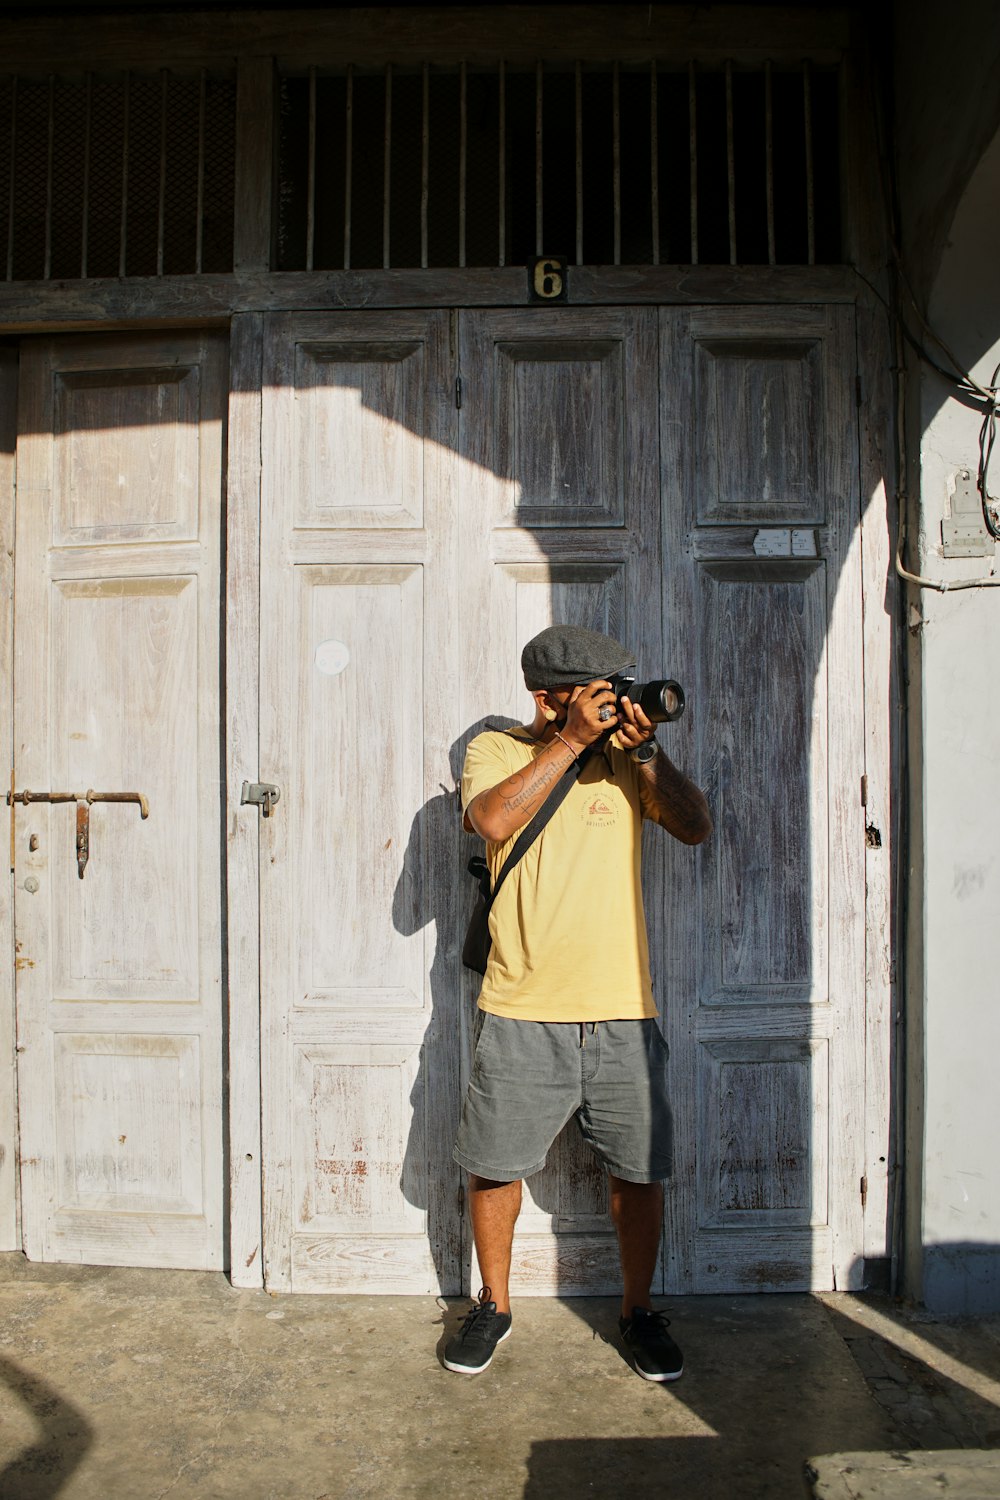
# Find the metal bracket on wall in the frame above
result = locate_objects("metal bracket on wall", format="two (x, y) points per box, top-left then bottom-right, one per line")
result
(942, 470), (995, 558)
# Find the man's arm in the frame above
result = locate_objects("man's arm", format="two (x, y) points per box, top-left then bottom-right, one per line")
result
(635, 750), (713, 845)
(465, 680), (618, 844)
(617, 696), (713, 845)
(466, 736), (578, 843)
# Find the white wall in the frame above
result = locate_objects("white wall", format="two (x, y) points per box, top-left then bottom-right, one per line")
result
(905, 127), (1000, 1313)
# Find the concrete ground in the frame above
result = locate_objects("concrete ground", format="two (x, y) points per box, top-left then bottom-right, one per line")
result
(0, 1256), (998, 1500)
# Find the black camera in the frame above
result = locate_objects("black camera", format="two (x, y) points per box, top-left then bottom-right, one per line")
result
(607, 673), (685, 724)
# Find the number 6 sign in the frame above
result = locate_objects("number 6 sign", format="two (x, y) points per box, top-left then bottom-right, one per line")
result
(529, 256), (568, 302)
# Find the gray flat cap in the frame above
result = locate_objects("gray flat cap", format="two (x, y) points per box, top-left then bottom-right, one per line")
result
(521, 625), (634, 689)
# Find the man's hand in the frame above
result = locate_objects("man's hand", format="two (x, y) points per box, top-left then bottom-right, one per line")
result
(612, 690), (712, 846)
(616, 694), (656, 752)
(562, 679), (621, 752)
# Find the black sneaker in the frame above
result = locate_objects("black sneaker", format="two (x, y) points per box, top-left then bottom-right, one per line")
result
(443, 1287), (512, 1375)
(618, 1306), (684, 1382)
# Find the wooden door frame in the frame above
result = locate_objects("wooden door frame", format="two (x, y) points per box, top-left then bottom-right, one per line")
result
(855, 296), (898, 1281)
(228, 286), (895, 1294)
(0, 349), (17, 1254)
(226, 313), (266, 1285)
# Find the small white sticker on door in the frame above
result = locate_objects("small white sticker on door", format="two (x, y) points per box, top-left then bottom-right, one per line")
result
(753, 528), (792, 557)
(314, 639), (350, 676)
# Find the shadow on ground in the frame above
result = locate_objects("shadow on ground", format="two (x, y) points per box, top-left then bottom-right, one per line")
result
(0, 1353), (92, 1499)
(819, 1295), (1000, 1451)
(436, 1292), (902, 1500)
(4, 1257), (1000, 1500)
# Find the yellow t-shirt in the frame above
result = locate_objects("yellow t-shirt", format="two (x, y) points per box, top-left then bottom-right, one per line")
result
(461, 728), (656, 1021)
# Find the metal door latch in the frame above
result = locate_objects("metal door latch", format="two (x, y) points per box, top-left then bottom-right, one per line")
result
(240, 781), (281, 817)
(7, 788), (149, 879)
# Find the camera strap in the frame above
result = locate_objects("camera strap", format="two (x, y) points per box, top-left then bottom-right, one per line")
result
(467, 734), (601, 915)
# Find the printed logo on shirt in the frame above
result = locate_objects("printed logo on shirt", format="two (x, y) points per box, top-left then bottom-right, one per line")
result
(583, 791), (619, 829)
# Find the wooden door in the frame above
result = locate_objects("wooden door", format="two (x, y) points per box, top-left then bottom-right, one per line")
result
(258, 311), (461, 1292)
(12, 333), (225, 1269)
(256, 302), (868, 1298)
(660, 305), (865, 1292)
(457, 307), (665, 1294)
(257, 307), (662, 1295)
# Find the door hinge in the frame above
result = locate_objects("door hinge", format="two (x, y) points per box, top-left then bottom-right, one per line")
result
(455, 375), (463, 410)
(861, 774), (868, 807)
(860, 1174), (868, 1210)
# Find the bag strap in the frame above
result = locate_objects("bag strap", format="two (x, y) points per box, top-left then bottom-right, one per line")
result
(469, 738), (598, 915)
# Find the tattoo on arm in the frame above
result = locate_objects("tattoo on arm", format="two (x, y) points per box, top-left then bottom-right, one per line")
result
(471, 740), (577, 839)
(640, 752), (713, 844)
(499, 757), (562, 816)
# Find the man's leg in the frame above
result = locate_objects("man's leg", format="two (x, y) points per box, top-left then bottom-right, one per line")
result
(442, 1174), (520, 1374)
(609, 1174), (663, 1316)
(468, 1174), (522, 1314)
(610, 1173), (682, 1381)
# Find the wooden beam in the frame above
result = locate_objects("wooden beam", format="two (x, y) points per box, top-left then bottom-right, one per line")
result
(840, 25), (887, 281)
(0, 265), (861, 333)
(0, 348), (17, 1253)
(0, 7), (851, 71)
(856, 286), (899, 1272)
(233, 57), (276, 274)
(225, 313), (264, 1288)
(826, 302), (869, 1293)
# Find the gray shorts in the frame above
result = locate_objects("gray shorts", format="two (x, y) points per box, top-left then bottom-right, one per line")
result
(453, 1012), (673, 1184)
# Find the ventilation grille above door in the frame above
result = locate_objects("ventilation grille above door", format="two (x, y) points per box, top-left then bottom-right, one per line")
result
(0, 69), (236, 281)
(277, 59), (842, 272)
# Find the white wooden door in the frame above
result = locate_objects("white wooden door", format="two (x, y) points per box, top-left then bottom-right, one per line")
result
(660, 306), (865, 1292)
(12, 333), (225, 1269)
(258, 312), (461, 1292)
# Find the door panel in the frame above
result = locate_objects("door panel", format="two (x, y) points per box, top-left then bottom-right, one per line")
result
(291, 337), (429, 528)
(492, 336), (626, 526)
(50, 577), (201, 1001)
(296, 564), (425, 1008)
(13, 333), (225, 1269)
(661, 305), (865, 1292)
(701, 565), (828, 1000)
(259, 311), (460, 1293)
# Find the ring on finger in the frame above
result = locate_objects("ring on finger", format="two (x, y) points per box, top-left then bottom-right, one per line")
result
(598, 704), (614, 723)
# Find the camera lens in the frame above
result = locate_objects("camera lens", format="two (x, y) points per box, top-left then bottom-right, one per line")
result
(607, 672), (685, 725)
(634, 679), (685, 723)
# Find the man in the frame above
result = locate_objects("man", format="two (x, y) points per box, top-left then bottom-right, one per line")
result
(444, 625), (712, 1381)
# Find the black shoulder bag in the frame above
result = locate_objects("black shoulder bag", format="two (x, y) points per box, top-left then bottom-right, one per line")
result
(462, 741), (596, 975)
